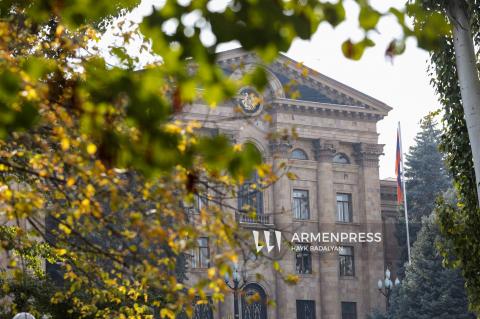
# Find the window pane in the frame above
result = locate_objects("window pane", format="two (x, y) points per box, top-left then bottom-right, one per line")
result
(191, 238), (209, 269)
(200, 247), (209, 268)
(341, 302), (357, 319)
(296, 300), (316, 319)
(238, 174), (264, 216)
(336, 193), (352, 222)
(193, 297), (214, 319)
(198, 237), (208, 247)
(292, 149), (308, 160)
(333, 153), (350, 164)
(293, 189), (309, 220)
(194, 194), (208, 213)
(295, 244), (312, 274)
(339, 246), (354, 276)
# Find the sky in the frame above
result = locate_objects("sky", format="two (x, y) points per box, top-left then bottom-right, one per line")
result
(283, 1), (441, 179)
(101, 0), (440, 179)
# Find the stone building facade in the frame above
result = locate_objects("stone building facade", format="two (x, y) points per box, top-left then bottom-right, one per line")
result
(181, 48), (400, 319)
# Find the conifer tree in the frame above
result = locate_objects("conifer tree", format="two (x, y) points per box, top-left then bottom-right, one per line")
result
(396, 117), (451, 270)
(404, 117), (451, 222)
(389, 215), (475, 319)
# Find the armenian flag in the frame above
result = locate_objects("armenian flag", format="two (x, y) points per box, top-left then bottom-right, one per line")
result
(396, 122), (411, 263)
(395, 127), (404, 204)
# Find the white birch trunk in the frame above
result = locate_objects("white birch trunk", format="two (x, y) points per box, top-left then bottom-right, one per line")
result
(449, 0), (480, 205)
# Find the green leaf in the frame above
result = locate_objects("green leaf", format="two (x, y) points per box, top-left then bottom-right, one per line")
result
(246, 67), (269, 91)
(341, 38), (374, 60)
(322, 2), (346, 27)
(359, 6), (381, 31)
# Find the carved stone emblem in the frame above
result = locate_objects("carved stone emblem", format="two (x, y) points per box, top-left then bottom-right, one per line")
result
(238, 87), (263, 115)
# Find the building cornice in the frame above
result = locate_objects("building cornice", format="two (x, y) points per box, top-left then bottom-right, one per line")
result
(270, 98), (385, 122)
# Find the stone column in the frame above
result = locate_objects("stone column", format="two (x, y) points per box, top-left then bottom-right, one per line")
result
(268, 138), (292, 319)
(313, 139), (339, 319)
(269, 139), (292, 225)
(353, 142), (385, 315)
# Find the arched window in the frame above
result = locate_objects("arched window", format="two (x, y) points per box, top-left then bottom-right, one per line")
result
(242, 283), (267, 319)
(333, 153), (350, 164)
(291, 148), (308, 160)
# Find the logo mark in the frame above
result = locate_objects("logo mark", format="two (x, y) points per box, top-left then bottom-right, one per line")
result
(253, 230), (282, 253)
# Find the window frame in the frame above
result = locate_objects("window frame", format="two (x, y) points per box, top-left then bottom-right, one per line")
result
(193, 296), (214, 319)
(238, 173), (264, 215)
(333, 153), (350, 164)
(193, 193), (208, 214)
(292, 189), (310, 220)
(336, 193), (352, 223)
(296, 299), (316, 319)
(295, 243), (312, 274)
(339, 246), (355, 277)
(291, 148), (309, 160)
(341, 302), (357, 319)
(191, 237), (210, 269)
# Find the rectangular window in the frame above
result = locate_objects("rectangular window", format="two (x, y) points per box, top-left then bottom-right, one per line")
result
(293, 189), (310, 220)
(296, 300), (316, 319)
(295, 243), (312, 274)
(339, 246), (354, 277)
(191, 237), (210, 269)
(341, 302), (357, 319)
(193, 193), (208, 214)
(336, 193), (352, 223)
(193, 297), (213, 319)
(238, 180), (263, 215)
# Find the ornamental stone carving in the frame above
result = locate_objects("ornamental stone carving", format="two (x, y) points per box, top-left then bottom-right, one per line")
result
(312, 139), (337, 162)
(268, 138), (292, 156)
(353, 142), (384, 167)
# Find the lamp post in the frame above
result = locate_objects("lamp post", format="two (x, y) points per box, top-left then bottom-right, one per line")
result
(224, 264), (247, 319)
(377, 268), (400, 310)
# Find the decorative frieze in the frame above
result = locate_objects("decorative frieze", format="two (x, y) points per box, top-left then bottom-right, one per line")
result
(353, 143), (384, 167)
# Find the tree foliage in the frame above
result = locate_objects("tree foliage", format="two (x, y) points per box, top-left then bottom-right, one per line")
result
(0, 0), (455, 318)
(410, 0), (480, 313)
(388, 215), (474, 319)
(404, 117), (451, 222)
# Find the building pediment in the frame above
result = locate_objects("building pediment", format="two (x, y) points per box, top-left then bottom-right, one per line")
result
(216, 48), (392, 121)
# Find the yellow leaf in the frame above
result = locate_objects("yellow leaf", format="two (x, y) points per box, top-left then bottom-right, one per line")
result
(273, 261), (280, 271)
(85, 184), (95, 197)
(160, 308), (175, 319)
(59, 223), (71, 235)
(81, 198), (90, 208)
(55, 25), (65, 37)
(164, 123), (182, 134)
(66, 177), (75, 187)
(86, 143), (97, 155)
(61, 138), (70, 150)
(207, 267), (216, 279)
(56, 248), (68, 256)
(285, 274), (300, 285)
(286, 172), (298, 180)
(233, 144), (243, 152)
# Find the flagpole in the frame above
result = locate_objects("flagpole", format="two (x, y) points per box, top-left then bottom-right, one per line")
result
(398, 121), (411, 264)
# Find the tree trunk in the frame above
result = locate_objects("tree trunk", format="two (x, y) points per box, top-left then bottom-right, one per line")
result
(449, 0), (480, 205)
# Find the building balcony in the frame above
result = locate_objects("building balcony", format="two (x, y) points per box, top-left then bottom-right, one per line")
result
(236, 212), (273, 226)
